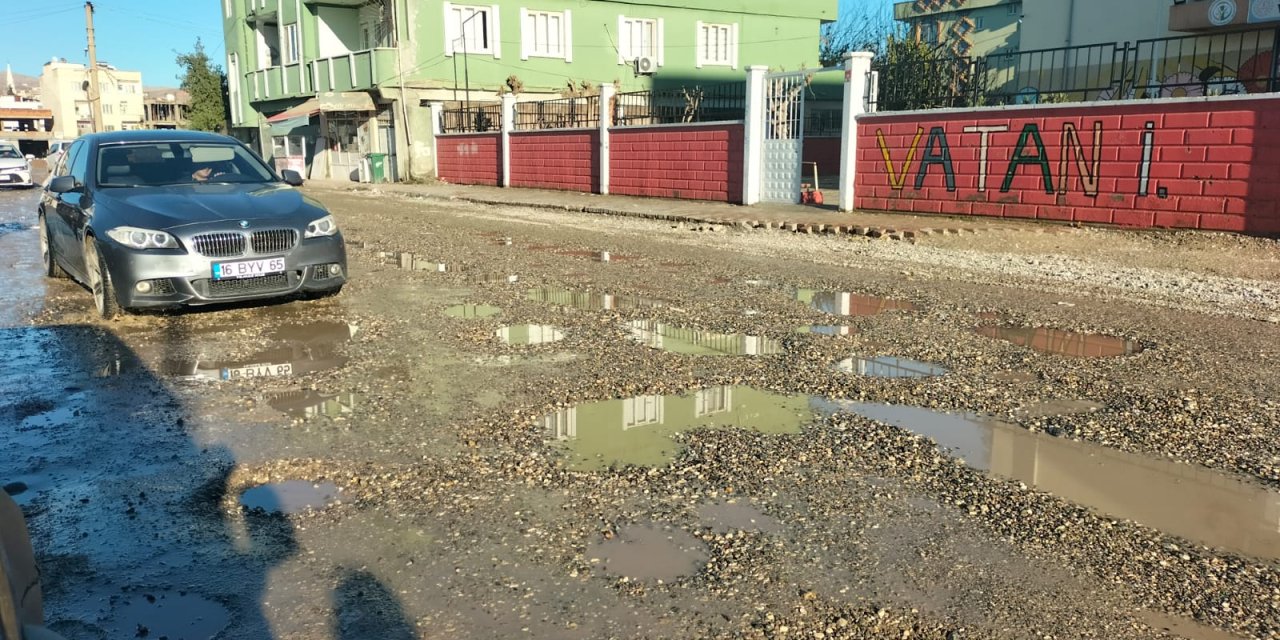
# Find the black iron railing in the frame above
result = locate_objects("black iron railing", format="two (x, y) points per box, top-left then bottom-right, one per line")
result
(871, 26), (1280, 111)
(514, 95), (600, 130)
(613, 82), (747, 126)
(440, 103), (503, 133)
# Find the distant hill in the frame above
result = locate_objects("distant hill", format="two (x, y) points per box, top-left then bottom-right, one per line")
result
(7, 72), (39, 92)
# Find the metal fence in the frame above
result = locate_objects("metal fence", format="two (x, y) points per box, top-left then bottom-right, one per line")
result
(440, 103), (503, 133)
(871, 26), (1280, 111)
(514, 95), (600, 131)
(613, 82), (747, 126)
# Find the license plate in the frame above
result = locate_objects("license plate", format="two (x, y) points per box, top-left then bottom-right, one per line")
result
(213, 257), (286, 280)
(0, 175), (12, 182)
(220, 362), (293, 380)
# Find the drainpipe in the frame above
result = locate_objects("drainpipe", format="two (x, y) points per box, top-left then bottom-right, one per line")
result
(1064, 0), (1076, 47)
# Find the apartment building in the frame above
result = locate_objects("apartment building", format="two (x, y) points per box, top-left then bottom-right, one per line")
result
(39, 59), (145, 139)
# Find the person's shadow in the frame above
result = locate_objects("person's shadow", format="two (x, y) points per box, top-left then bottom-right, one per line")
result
(332, 568), (415, 640)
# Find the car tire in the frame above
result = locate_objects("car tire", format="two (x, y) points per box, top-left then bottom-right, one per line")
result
(84, 237), (121, 320)
(38, 215), (68, 279)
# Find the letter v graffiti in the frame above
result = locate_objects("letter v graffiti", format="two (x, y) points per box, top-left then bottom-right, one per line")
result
(876, 127), (925, 191)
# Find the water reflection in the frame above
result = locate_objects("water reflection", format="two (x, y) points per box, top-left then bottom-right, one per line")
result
(239, 480), (340, 515)
(835, 356), (948, 378)
(798, 290), (918, 316)
(161, 321), (357, 381)
(541, 386), (813, 469)
(795, 325), (857, 337)
(976, 325), (1142, 357)
(819, 401), (1280, 561)
(528, 286), (662, 311)
(444, 304), (502, 318)
(627, 320), (783, 356)
(267, 390), (360, 419)
(586, 524), (708, 582)
(496, 324), (564, 345)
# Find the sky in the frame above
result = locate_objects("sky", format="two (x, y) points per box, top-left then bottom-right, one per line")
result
(3, 0), (891, 87)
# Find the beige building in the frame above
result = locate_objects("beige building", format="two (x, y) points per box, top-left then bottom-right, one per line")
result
(39, 59), (145, 139)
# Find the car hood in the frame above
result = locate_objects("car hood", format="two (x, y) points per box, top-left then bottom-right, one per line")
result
(95, 183), (328, 231)
(0, 158), (27, 170)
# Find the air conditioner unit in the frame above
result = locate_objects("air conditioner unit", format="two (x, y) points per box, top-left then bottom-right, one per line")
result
(634, 55), (656, 75)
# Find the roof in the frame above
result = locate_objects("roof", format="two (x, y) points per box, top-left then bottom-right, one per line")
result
(0, 108), (53, 119)
(85, 129), (238, 145)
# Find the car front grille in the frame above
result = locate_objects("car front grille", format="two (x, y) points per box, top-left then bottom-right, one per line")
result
(192, 232), (247, 258)
(251, 229), (297, 254)
(193, 271), (299, 299)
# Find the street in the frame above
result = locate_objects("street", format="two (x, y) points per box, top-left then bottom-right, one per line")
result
(2, 177), (1280, 640)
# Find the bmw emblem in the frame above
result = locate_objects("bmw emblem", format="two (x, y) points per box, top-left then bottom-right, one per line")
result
(239, 220), (250, 229)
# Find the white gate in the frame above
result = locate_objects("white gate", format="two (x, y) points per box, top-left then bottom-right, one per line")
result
(761, 71), (808, 204)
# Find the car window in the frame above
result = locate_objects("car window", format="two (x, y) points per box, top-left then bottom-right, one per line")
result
(0, 147), (21, 159)
(68, 142), (90, 183)
(95, 141), (276, 187)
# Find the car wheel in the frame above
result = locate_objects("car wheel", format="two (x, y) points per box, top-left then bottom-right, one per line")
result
(84, 237), (120, 320)
(38, 216), (68, 279)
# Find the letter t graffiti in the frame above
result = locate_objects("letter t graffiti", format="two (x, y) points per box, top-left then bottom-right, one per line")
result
(963, 125), (1009, 192)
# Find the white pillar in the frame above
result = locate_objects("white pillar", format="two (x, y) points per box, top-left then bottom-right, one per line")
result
(742, 65), (768, 206)
(501, 93), (516, 188)
(839, 51), (874, 212)
(598, 83), (615, 195)
(428, 101), (444, 179)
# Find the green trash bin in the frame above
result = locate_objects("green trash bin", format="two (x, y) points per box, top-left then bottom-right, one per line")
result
(366, 152), (388, 183)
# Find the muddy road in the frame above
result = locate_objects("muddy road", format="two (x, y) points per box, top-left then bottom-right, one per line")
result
(2, 180), (1279, 639)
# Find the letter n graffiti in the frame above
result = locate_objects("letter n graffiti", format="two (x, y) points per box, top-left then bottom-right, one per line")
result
(1059, 122), (1102, 197)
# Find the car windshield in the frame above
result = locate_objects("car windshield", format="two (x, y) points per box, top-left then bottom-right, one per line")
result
(95, 141), (277, 187)
(0, 148), (22, 159)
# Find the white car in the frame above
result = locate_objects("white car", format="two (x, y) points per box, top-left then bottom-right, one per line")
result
(0, 142), (34, 188)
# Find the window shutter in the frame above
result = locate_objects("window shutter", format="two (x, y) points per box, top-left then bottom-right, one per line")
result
(520, 8), (530, 60)
(444, 2), (455, 56)
(656, 17), (665, 67)
(563, 9), (573, 62)
(731, 23), (739, 69)
(491, 5), (501, 58)
(695, 20), (704, 68)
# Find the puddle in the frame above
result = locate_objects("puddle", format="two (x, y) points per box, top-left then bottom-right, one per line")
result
(445, 304), (502, 318)
(1014, 399), (1104, 418)
(528, 246), (634, 262)
(528, 286), (662, 311)
(240, 480), (340, 515)
(267, 390), (360, 419)
(798, 289), (918, 316)
(699, 501), (782, 534)
(541, 386), (814, 470)
(0, 221), (27, 237)
(101, 590), (230, 640)
(496, 325), (564, 345)
(586, 524), (709, 582)
(819, 401), (1280, 561)
(627, 320), (784, 356)
(836, 356), (948, 378)
(159, 321), (356, 381)
(795, 325), (858, 337)
(976, 325), (1142, 357)
(1138, 610), (1249, 640)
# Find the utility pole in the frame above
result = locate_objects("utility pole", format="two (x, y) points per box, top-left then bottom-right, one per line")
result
(85, 1), (104, 133)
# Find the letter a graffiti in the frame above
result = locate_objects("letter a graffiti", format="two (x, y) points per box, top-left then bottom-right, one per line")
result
(876, 127), (925, 191)
(1000, 123), (1055, 194)
(914, 126), (957, 191)
(1058, 122), (1102, 197)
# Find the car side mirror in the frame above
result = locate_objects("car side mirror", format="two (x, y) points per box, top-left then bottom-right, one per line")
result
(48, 175), (79, 194)
(280, 169), (304, 187)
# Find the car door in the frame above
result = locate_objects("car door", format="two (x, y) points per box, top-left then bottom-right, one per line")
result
(42, 140), (78, 269)
(52, 141), (91, 280)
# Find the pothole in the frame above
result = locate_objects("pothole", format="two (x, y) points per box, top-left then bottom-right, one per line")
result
(267, 390), (360, 419)
(835, 356), (948, 378)
(795, 325), (858, 337)
(496, 325), (564, 345)
(240, 480), (340, 515)
(444, 303), (502, 318)
(159, 321), (357, 381)
(976, 325), (1142, 357)
(100, 589), (230, 640)
(528, 286), (663, 311)
(627, 320), (783, 356)
(586, 523), (708, 582)
(798, 289), (918, 316)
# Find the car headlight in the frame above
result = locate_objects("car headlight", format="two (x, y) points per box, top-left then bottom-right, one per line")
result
(305, 215), (339, 238)
(106, 226), (179, 249)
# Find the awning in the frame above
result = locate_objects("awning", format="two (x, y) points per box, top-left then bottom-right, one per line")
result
(266, 98), (320, 123)
(265, 92), (376, 124)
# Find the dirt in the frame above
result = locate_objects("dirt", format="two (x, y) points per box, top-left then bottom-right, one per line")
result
(2, 181), (1278, 639)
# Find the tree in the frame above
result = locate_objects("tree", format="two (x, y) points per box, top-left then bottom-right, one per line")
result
(176, 39), (227, 132)
(819, 0), (897, 67)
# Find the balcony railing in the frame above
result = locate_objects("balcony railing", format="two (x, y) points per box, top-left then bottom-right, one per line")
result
(245, 47), (398, 101)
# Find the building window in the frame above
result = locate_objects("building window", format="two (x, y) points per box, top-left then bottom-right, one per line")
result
(283, 23), (300, 64)
(975, 16), (985, 29)
(256, 22), (281, 69)
(696, 21), (737, 68)
(103, 103), (113, 115)
(617, 16), (662, 66)
(622, 395), (664, 430)
(119, 102), (127, 113)
(1007, 2), (1021, 15)
(444, 3), (500, 58)
(694, 386), (733, 417)
(521, 9), (571, 61)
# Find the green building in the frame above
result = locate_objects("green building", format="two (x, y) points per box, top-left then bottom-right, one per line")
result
(221, 0), (837, 182)
(893, 0), (1022, 59)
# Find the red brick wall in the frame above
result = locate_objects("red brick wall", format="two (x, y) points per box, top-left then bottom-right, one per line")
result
(437, 134), (501, 186)
(856, 97), (1280, 234)
(509, 130), (598, 192)
(610, 124), (745, 203)
(802, 138), (842, 178)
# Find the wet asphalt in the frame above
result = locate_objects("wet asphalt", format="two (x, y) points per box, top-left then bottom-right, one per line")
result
(1, 180), (1279, 639)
